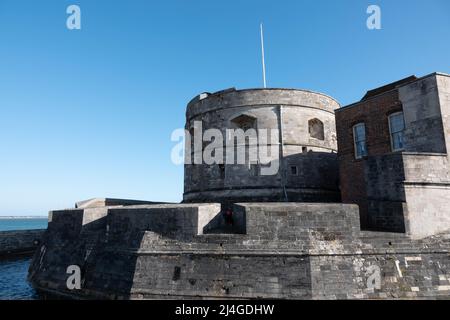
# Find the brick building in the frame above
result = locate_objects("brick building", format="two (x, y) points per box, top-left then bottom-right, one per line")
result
(336, 72), (450, 238)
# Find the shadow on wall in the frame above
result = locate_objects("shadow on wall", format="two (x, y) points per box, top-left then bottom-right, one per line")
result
(28, 202), (367, 299)
(282, 152), (340, 198)
(28, 209), (144, 299)
(363, 153), (407, 233)
(28, 204), (235, 299)
(203, 204), (246, 235)
(183, 151), (341, 204)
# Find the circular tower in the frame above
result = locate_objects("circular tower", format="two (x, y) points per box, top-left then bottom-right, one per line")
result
(183, 88), (340, 203)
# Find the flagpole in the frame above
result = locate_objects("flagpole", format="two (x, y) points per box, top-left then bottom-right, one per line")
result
(260, 23), (267, 88)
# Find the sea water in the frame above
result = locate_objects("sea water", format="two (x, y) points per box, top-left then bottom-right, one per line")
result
(0, 218), (48, 232)
(0, 218), (47, 300)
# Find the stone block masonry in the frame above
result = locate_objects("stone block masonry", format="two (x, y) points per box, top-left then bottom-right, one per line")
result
(184, 88), (341, 204)
(28, 203), (450, 299)
(0, 230), (45, 257)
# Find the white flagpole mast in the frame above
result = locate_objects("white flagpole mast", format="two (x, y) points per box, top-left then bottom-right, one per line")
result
(260, 23), (267, 88)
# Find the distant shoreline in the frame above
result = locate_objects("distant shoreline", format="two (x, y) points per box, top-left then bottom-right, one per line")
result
(0, 217), (47, 220)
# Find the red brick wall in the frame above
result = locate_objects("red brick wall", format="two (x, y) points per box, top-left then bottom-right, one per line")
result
(335, 90), (403, 228)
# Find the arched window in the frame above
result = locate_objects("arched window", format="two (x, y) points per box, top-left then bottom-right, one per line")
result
(308, 118), (325, 140)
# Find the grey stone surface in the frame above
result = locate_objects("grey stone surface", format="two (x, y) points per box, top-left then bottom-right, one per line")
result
(75, 198), (168, 209)
(0, 230), (45, 256)
(184, 88), (340, 203)
(400, 74), (447, 154)
(28, 203), (450, 299)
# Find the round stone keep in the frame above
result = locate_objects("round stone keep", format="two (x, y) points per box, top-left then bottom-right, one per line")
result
(183, 88), (340, 204)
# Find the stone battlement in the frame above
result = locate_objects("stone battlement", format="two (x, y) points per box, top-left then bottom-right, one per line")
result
(28, 202), (450, 299)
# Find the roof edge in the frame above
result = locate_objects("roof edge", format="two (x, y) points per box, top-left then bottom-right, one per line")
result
(337, 72), (450, 112)
(188, 87), (341, 108)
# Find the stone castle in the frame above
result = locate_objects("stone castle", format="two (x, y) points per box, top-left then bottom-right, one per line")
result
(29, 72), (450, 299)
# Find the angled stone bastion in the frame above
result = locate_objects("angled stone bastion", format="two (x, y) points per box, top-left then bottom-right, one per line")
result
(28, 201), (450, 299)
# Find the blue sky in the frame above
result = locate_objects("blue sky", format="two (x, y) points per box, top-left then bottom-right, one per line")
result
(0, 0), (449, 216)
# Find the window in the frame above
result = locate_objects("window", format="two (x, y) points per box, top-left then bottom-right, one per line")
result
(249, 163), (259, 176)
(389, 112), (405, 152)
(353, 123), (367, 159)
(189, 127), (195, 152)
(290, 166), (298, 176)
(308, 119), (325, 140)
(218, 164), (225, 179)
(230, 114), (257, 131)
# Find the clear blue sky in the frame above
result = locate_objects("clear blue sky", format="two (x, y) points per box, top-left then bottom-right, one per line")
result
(0, 0), (449, 216)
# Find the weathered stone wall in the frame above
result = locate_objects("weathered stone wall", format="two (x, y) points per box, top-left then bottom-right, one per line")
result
(237, 203), (359, 245)
(360, 151), (450, 237)
(391, 74), (450, 238)
(365, 153), (406, 202)
(363, 153), (407, 232)
(400, 152), (450, 238)
(404, 185), (450, 239)
(107, 204), (222, 241)
(186, 88), (339, 120)
(394, 75), (450, 238)
(184, 88), (340, 203)
(402, 153), (450, 182)
(130, 254), (312, 299)
(399, 74), (447, 153)
(437, 73), (450, 152)
(311, 250), (450, 299)
(28, 203), (450, 300)
(0, 230), (45, 256)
